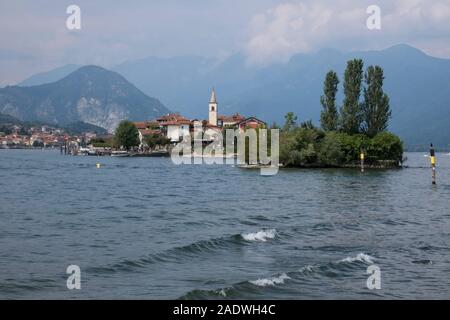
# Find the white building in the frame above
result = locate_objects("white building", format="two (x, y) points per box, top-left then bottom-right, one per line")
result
(156, 114), (191, 142)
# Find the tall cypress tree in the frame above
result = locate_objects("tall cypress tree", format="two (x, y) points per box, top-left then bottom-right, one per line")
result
(340, 59), (364, 134)
(362, 66), (391, 137)
(320, 70), (339, 131)
(283, 112), (297, 132)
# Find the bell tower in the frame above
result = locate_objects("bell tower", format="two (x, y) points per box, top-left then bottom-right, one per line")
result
(208, 88), (218, 126)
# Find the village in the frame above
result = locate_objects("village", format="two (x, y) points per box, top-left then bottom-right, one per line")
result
(0, 123), (97, 150)
(129, 88), (266, 155)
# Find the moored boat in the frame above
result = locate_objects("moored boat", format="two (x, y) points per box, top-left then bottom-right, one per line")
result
(111, 150), (130, 157)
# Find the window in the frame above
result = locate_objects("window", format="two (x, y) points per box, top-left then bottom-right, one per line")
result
(211, 106), (215, 112)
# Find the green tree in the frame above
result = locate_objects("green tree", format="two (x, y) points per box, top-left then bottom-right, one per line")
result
(362, 66), (391, 137)
(340, 59), (364, 134)
(279, 127), (322, 166)
(368, 132), (403, 163)
(283, 112), (297, 132)
(300, 120), (316, 130)
(145, 134), (171, 150)
(318, 132), (344, 166)
(320, 70), (340, 131)
(114, 120), (139, 150)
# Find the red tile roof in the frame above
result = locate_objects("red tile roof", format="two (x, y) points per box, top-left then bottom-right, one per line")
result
(218, 113), (246, 123)
(157, 113), (191, 126)
(139, 129), (161, 136)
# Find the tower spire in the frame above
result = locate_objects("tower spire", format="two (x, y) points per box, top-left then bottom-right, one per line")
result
(208, 87), (218, 126)
(210, 87), (217, 103)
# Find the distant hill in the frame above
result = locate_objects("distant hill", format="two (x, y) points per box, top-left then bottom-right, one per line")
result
(60, 121), (108, 135)
(19, 64), (81, 87)
(0, 112), (21, 125)
(13, 45), (450, 148)
(0, 66), (170, 132)
(0, 112), (107, 135)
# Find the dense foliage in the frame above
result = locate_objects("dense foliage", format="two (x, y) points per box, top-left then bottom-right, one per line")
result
(280, 127), (403, 167)
(90, 137), (115, 148)
(145, 133), (171, 150)
(114, 121), (139, 150)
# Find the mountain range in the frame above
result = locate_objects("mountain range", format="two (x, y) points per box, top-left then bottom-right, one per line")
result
(12, 45), (450, 148)
(2, 66), (169, 132)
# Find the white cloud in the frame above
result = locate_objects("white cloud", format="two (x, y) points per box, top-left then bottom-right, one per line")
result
(245, 0), (450, 65)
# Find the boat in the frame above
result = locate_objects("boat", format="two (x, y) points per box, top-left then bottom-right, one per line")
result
(111, 150), (130, 157)
(78, 147), (90, 156)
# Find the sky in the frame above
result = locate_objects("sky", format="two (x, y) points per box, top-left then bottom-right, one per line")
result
(1, 0), (450, 86)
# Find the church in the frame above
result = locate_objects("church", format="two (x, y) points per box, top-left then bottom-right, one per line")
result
(135, 88), (266, 144)
(206, 88), (266, 132)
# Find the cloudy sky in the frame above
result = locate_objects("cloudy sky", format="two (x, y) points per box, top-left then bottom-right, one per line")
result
(1, 0), (450, 86)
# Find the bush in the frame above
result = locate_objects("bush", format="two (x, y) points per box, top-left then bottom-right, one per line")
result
(335, 133), (370, 164)
(280, 127), (322, 166)
(145, 134), (171, 149)
(368, 132), (403, 163)
(318, 132), (345, 166)
(90, 137), (114, 148)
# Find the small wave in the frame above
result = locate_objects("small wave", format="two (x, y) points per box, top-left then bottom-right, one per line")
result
(87, 233), (247, 274)
(412, 259), (433, 265)
(339, 253), (375, 264)
(217, 289), (228, 297)
(249, 273), (290, 287)
(299, 265), (314, 273)
(179, 255), (377, 299)
(241, 229), (276, 242)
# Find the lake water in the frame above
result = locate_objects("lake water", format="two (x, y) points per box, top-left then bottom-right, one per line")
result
(1, 150), (450, 299)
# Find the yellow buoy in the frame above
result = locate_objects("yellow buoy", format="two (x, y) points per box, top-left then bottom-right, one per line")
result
(430, 156), (436, 166)
(96, 163), (101, 169)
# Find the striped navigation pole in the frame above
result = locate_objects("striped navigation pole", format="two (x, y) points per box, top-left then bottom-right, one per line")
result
(430, 143), (436, 185)
(360, 148), (365, 172)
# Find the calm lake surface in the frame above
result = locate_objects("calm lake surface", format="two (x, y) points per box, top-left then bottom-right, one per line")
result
(1, 150), (450, 299)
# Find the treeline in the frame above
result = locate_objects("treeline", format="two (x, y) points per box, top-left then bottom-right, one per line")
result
(91, 120), (171, 150)
(278, 59), (403, 168)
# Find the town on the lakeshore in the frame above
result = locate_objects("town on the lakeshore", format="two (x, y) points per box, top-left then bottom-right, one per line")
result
(0, 123), (97, 150)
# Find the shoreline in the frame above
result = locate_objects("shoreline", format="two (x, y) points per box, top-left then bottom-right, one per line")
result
(238, 163), (402, 170)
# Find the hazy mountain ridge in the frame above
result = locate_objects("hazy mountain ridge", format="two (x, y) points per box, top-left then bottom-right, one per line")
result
(0, 66), (170, 132)
(18, 64), (81, 87)
(10, 45), (450, 148)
